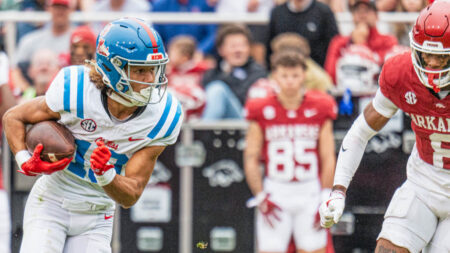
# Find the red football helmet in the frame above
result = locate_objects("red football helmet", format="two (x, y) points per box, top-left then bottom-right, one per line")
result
(410, 0), (450, 92)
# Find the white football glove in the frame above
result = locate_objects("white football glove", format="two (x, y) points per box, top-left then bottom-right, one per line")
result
(319, 190), (346, 228)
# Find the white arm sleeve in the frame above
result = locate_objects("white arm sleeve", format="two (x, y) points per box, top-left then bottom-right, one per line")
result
(333, 89), (398, 188)
(333, 114), (378, 188)
(372, 88), (398, 118)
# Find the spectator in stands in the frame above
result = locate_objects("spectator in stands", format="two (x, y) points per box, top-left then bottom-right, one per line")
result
(202, 24), (267, 120)
(68, 25), (96, 66)
(271, 33), (332, 91)
(16, 0), (46, 41)
(247, 32), (333, 100)
(0, 50), (17, 253)
(373, 0), (397, 11)
(91, 0), (150, 12)
(393, 0), (428, 45)
(324, 0), (397, 90)
(321, 0), (347, 12)
(90, 0), (151, 33)
(267, 0), (338, 67)
(152, 0), (217, 57)
(12, 0), (74, 95)
(21, 49), (60, 101)
(167, 35), (209, 121)
(0, 0), (20, 9)
(208, 0), (275, 67)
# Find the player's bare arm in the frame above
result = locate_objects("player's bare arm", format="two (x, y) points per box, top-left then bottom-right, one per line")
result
(102, 145), (165, 209)
(3, 96), (60, 154)
(244, 121), (264, 196)
(318, 119), (336, 189)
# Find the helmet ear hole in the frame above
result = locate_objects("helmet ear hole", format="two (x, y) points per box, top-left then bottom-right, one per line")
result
(102, 63), (111, 72)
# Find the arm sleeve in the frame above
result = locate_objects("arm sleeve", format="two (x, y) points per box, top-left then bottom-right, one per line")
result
(372, 88), (398, 118)
(333, 114), (378, 188)
(45, 68), (66, 113)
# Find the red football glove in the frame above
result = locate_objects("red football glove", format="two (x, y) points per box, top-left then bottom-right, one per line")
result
(90, 140), (114, 175)
(259, 194), (282, 227)
(18, 144), (72, 176)
(247, 192), (282, 227)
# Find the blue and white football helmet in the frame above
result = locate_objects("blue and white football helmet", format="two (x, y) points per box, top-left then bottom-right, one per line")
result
(95, 18), (169, 106)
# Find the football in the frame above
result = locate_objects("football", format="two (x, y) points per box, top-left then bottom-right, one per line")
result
(26, 121), (76, 163)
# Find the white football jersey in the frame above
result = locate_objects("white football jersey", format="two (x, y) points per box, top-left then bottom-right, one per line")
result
(39, 65), (183, 211)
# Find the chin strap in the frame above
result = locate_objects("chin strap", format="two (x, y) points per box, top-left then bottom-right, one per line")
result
(106, 89), (140, 107)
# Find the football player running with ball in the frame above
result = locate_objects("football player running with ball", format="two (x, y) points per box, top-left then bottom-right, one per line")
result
(244, 50), (337, 253)
(319, 1), (450, 253)
(3, 18), (182, 253)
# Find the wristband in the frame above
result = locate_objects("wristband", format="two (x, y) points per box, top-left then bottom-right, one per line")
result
(15, 150), (31, 168)
(94, 168), (116, 187)
(330, 189), (346, 199)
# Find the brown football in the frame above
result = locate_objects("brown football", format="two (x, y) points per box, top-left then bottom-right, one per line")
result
(26, 121), (75, 162)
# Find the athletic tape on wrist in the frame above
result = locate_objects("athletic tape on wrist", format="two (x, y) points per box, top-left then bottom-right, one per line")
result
(15, 150), (31, 168)
(95, 168), (116, 187)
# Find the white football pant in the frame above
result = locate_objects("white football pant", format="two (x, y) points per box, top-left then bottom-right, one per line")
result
(257, 179), (326, 252)
(378, 180), (450, 253)
(20, 181), (114, 253)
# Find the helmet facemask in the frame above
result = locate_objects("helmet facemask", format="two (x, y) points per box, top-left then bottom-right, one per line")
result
(109, 55), (169, 107)
(410, 32), (450, 92)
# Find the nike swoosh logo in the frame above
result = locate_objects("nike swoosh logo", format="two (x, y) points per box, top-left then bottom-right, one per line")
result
(341, 146), (347, 152)
(128, 137), (144, 142)
(104, 214), (113, 220)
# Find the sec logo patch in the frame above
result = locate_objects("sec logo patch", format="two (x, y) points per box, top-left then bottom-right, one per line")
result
(80, 119), (97, 132)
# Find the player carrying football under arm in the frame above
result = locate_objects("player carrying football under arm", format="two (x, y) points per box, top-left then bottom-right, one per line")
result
(244, 50), (337, 253)
(319, 1), (450, 253)
(2, 18), (183, 253)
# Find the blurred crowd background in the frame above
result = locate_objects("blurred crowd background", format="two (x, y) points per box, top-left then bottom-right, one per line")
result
(0, 0), (428, 122)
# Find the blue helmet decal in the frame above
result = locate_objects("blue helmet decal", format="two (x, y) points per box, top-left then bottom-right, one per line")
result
(95, 18), (169, 106)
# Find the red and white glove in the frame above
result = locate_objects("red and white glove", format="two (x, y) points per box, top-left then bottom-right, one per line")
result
(90, 140), (116, 186)
(247, 192), (282, 227)
(15, 144), (72, 176)
(319, 189), (346, 228)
